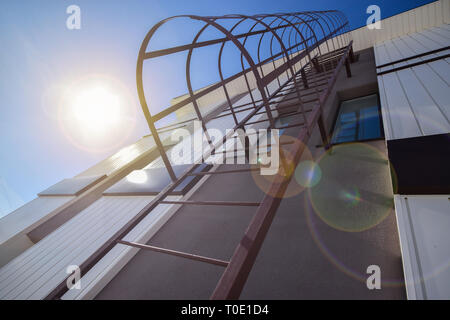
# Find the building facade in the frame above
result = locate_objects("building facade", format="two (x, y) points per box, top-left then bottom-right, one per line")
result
(0, 0), (449, 300)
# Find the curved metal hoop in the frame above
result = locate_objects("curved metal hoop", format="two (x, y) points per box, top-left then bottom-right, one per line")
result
(136, 11), (350, 180)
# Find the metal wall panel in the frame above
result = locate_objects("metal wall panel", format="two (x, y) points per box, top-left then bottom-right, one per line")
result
(75, 131), (173, 178)
(75, 136), (157, 177)
(375, 24), (450, 140)
(347, 0), (450, 52)
(394, 195), (450, 299)
(38, 175), (106, 196)
(374, 25), (450, 72)
(0, 196), (179, 300)
(0, 196), (74, 245)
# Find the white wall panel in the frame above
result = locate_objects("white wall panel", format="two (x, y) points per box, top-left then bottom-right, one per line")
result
(0, 196), (179, 299)
(75, 137), (156, 177)
(375, 23), (450, 140)
(345, 0), (450, 52)
(396, 68), (450, 135)
(378, 73), (423, 139)
(414, 63), (450, 118)
(394, 195), (450, 299)
(75, 133), (171, 178)
(0, 196), (74, 245)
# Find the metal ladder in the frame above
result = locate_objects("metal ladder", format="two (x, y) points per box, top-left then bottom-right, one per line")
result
(47, 11), (355, 300)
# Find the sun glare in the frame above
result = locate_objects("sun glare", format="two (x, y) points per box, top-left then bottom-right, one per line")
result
(71, 86), (121, 133)
(58, 75), (136, 153)
(126, 170), (148, 184)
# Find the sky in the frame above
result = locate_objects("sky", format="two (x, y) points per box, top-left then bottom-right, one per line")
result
(0, 0), (435, 217)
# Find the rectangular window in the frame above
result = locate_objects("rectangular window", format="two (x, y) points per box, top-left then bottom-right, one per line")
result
(331, 94), (383, 144)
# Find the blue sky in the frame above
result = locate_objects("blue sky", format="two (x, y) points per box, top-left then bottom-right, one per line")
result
(0, 0), (435, 215)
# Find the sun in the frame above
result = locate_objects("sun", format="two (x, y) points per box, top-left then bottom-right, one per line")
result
(71, 85), (121, 133)
(58, 75), (136, 153)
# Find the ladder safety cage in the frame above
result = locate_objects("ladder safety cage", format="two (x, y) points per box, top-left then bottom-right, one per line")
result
(46, 10), (354, 300)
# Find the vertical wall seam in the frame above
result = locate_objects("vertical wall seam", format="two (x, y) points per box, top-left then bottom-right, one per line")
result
(411, 64), (450, 127)
(395, 71), (425, 136)
(379, 76), (394, 139)
(404, 197), (428, 299)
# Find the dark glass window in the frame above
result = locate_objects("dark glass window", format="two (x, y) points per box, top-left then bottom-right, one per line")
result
(331, 94), (383, 144)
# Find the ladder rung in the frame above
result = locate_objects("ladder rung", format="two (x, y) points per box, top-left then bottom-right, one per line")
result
(117, 240), (229, 267)
(189, 168), (261, 175)
(295, 72), (334, 83)
(317, 54), (344, 63)
(276, 98), (318, 109)
(283, 79), (329, 91)
(275, 121), (305, 130)
(278, 83), (327, 95)
(293, 71), (335, 82)
(278, 110), (314, 119)
(247, 103), (313, 118)
(244, 118), (272, 126)
(211, 141), (296, 155)
(215, 90), (314, 120)
(292, 71), (334, 82)
(253, 141), (295, 149)
(160, 200), (260, 206)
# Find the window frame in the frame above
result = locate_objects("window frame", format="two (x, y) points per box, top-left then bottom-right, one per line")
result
(329, 93), (385, 146)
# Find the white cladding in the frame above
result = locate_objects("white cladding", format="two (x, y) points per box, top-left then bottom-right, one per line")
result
(394, 195), (450, 299)
(75, 131), (173, 178)
(0, 196), (74, 245)
(348, 0), (450, 52)
(75, 136), (159, 178)
(375, 24), (450, 140)
(375, 24), (450, 73)
(0, 196), (178, 299)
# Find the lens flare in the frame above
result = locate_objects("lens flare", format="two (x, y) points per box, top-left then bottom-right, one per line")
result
(251, 135), (313, 198)
(295, 160), (322, 188)
(341, 187), (361, 207)
(304, 200), (405, 288)
(308, 142), (394, 232)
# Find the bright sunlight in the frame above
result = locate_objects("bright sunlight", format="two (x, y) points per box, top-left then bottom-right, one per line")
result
(58, 75), (137, 153)
(71, 86), (121, 133)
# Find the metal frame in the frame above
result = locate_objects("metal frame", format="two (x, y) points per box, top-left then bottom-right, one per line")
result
(376, 45), (450, 69)
(327, 93), (385, 147)
(377, 53), (450, 76)
(46, 10), (353, 300)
